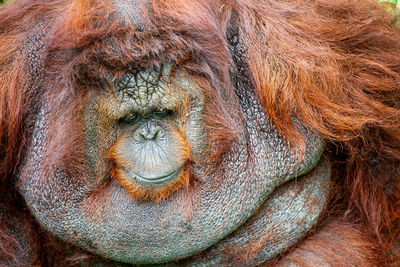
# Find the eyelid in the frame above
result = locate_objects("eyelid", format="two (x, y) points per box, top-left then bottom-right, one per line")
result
(121, 113), (139, 124)
(153, 109), (169, 118)
(119, 109), (171, 124)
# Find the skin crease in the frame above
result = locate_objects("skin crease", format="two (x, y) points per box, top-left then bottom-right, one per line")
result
(1, 0), (400, 266)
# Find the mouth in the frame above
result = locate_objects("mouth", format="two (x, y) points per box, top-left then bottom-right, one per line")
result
(133, 168), (182, 184)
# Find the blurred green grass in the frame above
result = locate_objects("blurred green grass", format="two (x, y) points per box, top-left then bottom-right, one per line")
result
(383, 0), (400, 10)
(387, 0), (399, 7)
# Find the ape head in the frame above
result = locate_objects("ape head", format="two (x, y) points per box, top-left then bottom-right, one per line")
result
(0, 0), (400, 266)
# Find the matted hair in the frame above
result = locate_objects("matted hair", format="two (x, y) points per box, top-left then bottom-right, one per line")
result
(0, 0), (399, 265)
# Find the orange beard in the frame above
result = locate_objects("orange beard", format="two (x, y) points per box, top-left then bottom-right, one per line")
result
(111, 164), (191, 202)
(109, 126), (193, 202)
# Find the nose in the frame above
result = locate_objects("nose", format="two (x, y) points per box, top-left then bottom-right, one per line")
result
(136, 122), (164, 141)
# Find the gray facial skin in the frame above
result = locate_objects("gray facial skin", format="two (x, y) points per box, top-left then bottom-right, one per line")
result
(16, 1), (331, 265)
(87, 65), (197, 192)
(18, 67), (328, 264)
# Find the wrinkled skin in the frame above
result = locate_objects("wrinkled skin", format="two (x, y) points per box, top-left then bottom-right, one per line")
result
(13, 0), (331, 265)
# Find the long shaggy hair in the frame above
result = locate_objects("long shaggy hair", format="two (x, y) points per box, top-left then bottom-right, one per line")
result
(0, 0), (400, 265)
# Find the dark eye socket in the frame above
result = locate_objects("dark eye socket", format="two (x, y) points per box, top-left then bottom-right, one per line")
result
(121, 113), (139, 124)
(120, 110), (170, 124)
(153, 109), (170, 118)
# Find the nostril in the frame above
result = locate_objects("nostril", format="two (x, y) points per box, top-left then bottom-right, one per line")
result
(138, 124), (162, 140)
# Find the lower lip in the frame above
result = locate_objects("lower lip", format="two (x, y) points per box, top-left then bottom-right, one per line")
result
(133, 169), (181, 184)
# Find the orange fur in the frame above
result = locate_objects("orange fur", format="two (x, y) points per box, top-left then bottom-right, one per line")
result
(273, 219), (379, 266)
(0, 0), (399, 265)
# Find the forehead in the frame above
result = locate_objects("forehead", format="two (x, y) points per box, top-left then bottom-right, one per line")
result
(107, 63), (173, 112)
(51, 0), (231, 95)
